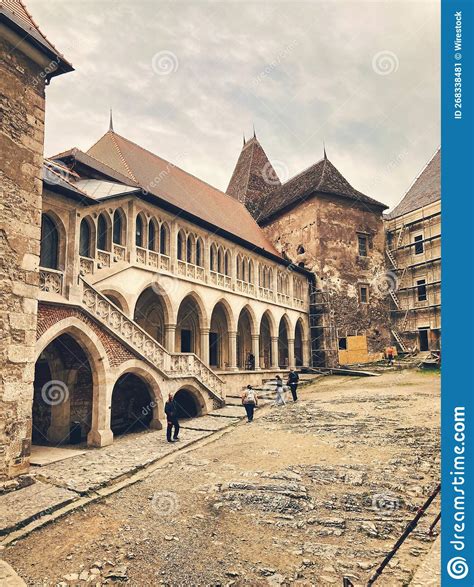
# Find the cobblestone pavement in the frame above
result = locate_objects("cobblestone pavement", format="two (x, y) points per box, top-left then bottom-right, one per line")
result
(4, 370), (440, 586)
(1, 406), (246, 534)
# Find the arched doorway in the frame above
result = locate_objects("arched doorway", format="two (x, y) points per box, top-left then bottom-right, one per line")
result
(33, 334), (93, 445)
(174, 388), (201, 419)
(134, 287), (169, 347)
(278, 317), (290, 368)
(260, 312), (273, 370)
(209, 302), (231, 370)
(111, 373), (154, 436)
(176, 295), (203, 356)
(237, 307), (254, 369)
(295, 319), (304, 367)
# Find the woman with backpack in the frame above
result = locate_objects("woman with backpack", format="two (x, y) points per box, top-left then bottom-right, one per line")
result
(241, 384), (258, 422)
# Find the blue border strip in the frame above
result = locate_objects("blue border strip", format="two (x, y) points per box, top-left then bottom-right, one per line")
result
(441, 0), (474, 584)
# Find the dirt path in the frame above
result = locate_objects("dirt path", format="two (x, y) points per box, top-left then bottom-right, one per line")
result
(4, 370), (440, 586)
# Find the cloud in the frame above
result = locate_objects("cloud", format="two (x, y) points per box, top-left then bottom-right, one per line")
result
(30, 0), (440, 209)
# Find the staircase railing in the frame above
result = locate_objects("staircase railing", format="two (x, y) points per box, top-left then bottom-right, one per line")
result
(79, 278), (224, 401)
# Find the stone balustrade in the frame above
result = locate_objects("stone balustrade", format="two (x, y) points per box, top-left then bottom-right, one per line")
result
(80, 279), (224, 401)
(39, 268), (64, 294)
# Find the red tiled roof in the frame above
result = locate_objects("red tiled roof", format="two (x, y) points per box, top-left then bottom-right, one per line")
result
(85, 131), (281, 256)
(386, 149), (440, 219)
(0, 0), (73, 76)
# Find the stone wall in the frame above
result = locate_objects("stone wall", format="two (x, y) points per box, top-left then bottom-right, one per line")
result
(263, 195), (392, 366)
(0, 36), (46, 479)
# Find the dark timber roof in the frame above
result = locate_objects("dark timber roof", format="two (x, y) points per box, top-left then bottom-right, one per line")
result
(226, 136), (281, 219)
(257, 155), (388, 224)
(386, 149), (440, 219)
(0, 0), (73, 78)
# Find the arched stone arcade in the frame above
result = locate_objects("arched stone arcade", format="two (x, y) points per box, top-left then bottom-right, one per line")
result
(33, 333), (95, 446)
(110, 373), (155, 436)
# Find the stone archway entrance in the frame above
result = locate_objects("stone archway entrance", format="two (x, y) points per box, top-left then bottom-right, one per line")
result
(295, 320), (304, 367)
(278, 317), (290, 368)
(134, 287), (169, 347)
(237, 308), (253, 369)
(209, 302), (230, 370)
(174, 388), (201, 419)
(176, 295), (203, 356)
(260, 313), (273, 370)
(110, 373), (154, 436)
(32, 334), (93, 446)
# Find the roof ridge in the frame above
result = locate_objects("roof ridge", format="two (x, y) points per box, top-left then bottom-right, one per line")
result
(316, 156), (329, 191)
(241, 140), (257, 204)
(109, 132), (138, 183)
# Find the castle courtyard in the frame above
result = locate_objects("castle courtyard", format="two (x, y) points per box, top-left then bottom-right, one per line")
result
(3, 369), (440, 586)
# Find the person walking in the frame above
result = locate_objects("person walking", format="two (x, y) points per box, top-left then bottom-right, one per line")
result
(386, 346), (394, 366)
(275, 375), (286, 406)
(241, 384), (258, 422)
(287, 369), (299, 402)
(164, 393), (180, 442)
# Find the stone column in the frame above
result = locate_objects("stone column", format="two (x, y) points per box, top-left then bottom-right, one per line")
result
(87, 379), (114, 448)
(200, 327), (210, 365)
(165, 323), (177, 352)
(271, 336), (279, 369)
(228, 331), (238, 371)
(287, 338), (296, 369)
(251, 334), (260, 370)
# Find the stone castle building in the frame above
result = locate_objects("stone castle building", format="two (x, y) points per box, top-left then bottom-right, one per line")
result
(227, 137), (392, 367)
(0, 0), (440, 481)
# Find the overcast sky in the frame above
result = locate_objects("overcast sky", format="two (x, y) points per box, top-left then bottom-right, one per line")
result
(30, 0), (440, 210)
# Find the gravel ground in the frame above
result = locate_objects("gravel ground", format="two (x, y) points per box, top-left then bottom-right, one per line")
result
(4, 370), (440, 587)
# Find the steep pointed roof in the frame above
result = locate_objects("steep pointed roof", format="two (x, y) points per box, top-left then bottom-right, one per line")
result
(0, 0), (73, 77)
(258, 156), (388, 224)
(386, 149), (440, 219)
(226, 136), (281, 212)
(84, 130), (281, 256)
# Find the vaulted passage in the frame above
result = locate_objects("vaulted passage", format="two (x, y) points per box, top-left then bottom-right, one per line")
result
(176, 295), (203, 356)
(33, 334), (93, 446)
(295, 319), (304, 367)
(174, 388), (200, 419)
(110, 373), (153, 436)
(209, 302), (230, 369)
(278, 318), (290, 368)
(134, 287), (168, 347)
(237, 307), (253, 369)
(260, 312), (273, 369)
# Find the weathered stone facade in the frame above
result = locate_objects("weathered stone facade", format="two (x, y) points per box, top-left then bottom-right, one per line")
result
(0, 35), (47, 479)
(0, 0), (72, 479)
(262, 195), (392, 366)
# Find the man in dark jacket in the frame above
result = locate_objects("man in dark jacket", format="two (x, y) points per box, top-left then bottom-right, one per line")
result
(164, 393), (180, 442)
(287, 369), (299, 402)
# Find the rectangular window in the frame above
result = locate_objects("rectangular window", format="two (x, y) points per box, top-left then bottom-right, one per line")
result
(359, 284), (369, 304)
(417, 279), (427, 301)
(338, 337), (347, 350)
(358, 234), (368, 257)
(414, 234), (424, 255)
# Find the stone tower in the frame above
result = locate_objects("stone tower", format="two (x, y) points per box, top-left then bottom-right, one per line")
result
(0, 0), (72, 479)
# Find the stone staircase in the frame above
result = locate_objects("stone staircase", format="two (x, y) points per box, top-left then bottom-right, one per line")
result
(79, 277), (225, 406)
